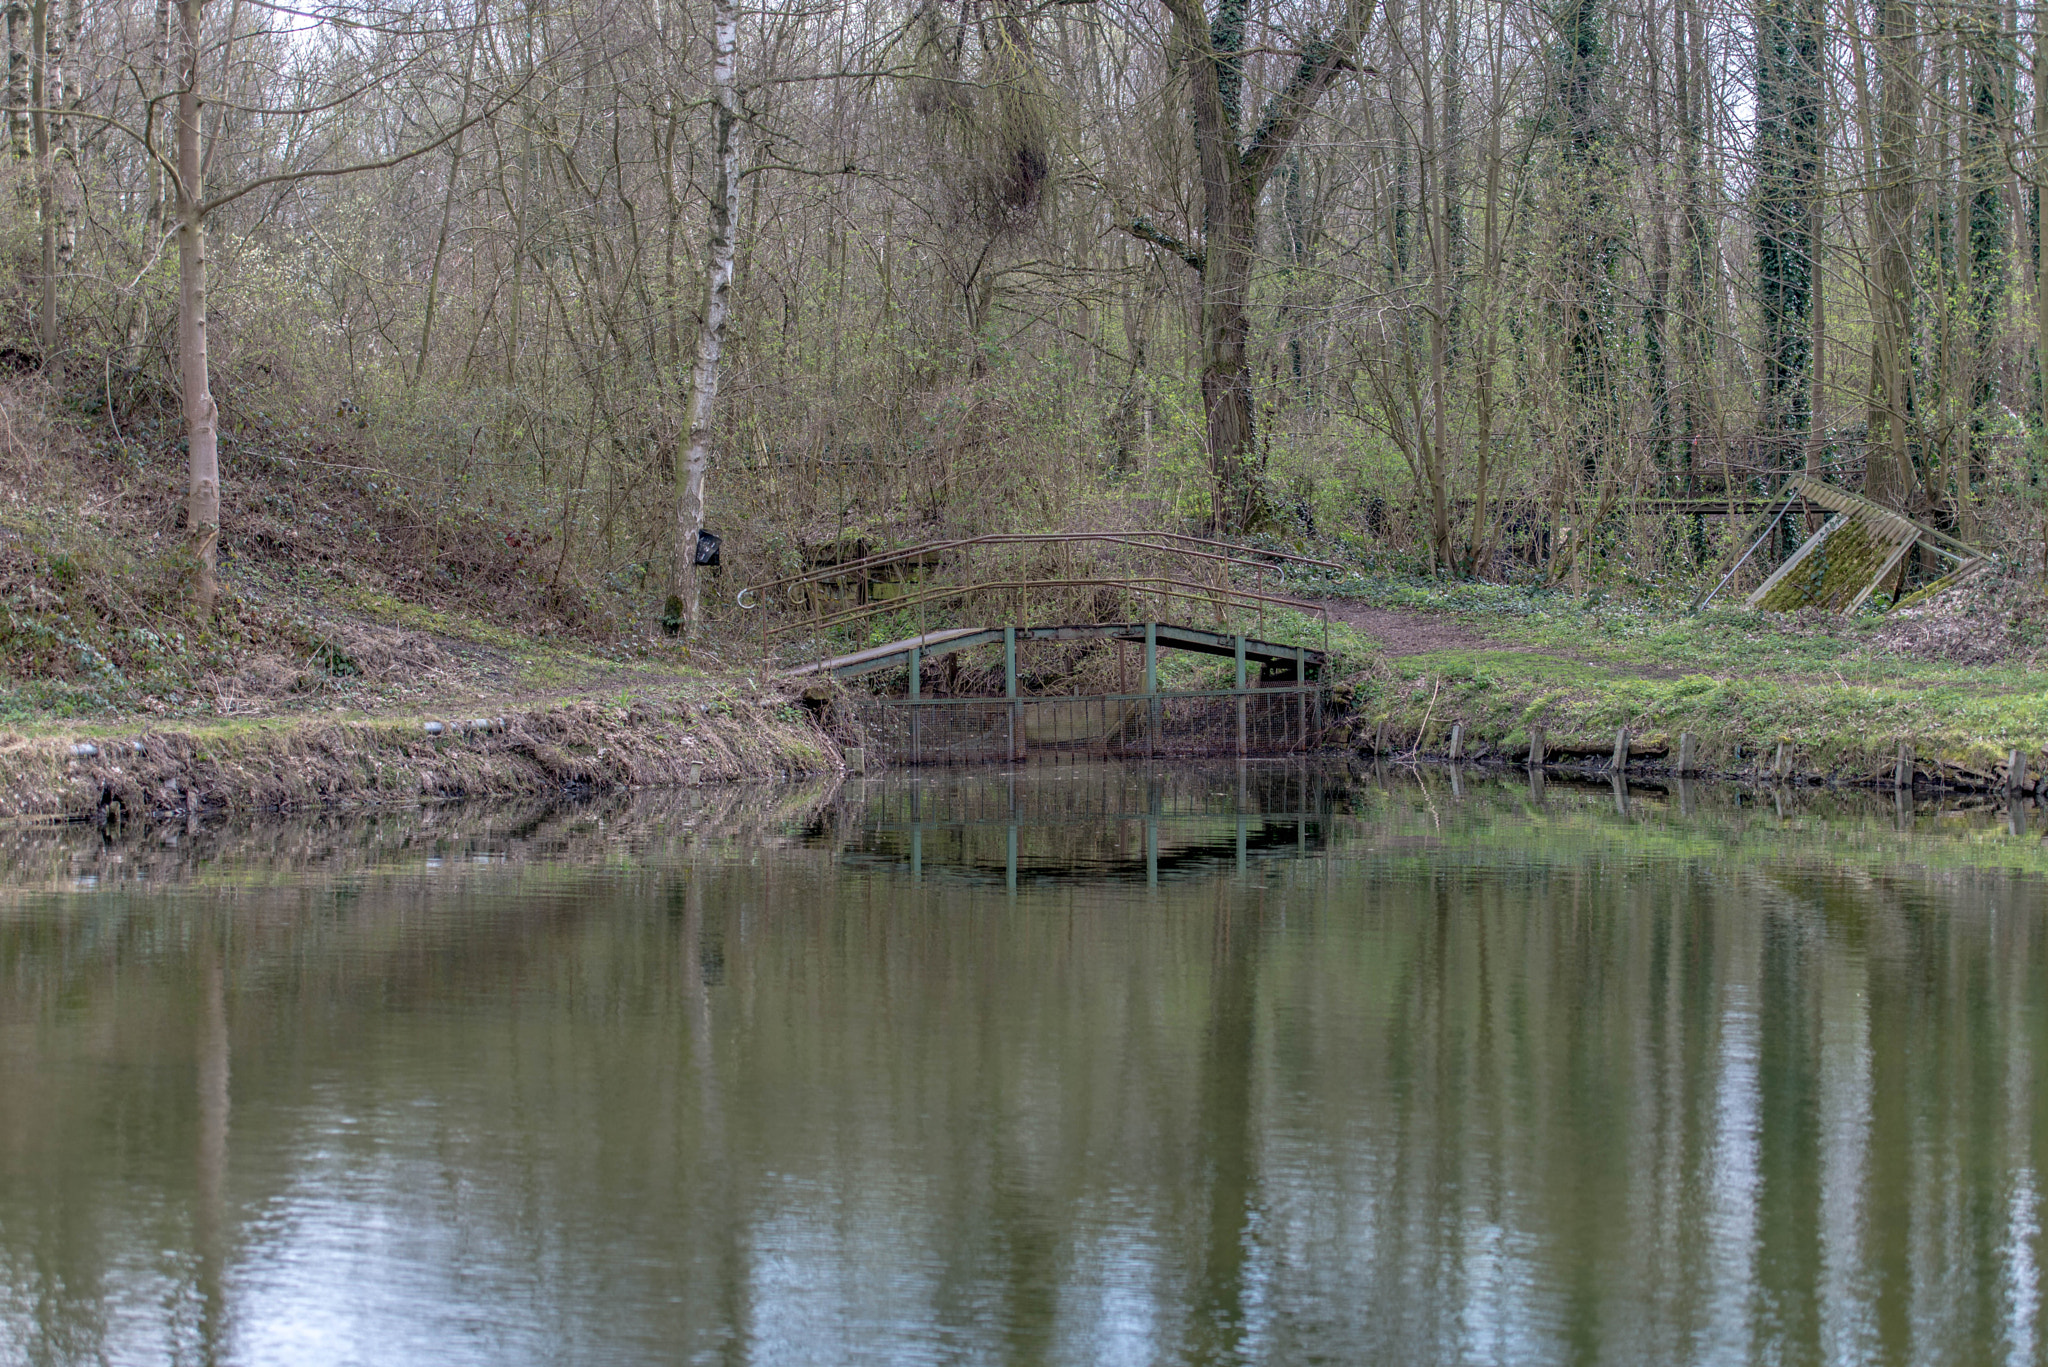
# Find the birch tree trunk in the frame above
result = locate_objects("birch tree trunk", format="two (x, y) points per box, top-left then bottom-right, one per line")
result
(176, 0), (220, 613)
(32, 0), (53, 356)
(51, 0), (77, 275)
(666, 0), (736, 640)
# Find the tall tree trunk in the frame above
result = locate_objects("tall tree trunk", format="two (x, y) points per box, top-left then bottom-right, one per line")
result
(1550, 0), (1620, 518)
(51, 0), (76, 275)
(123, 0), (171, 372)
(2036, 11), (2048, 511)
(666, 0), (736, 640)
(1645, 0), (1671, 487)
(31, 0), (53, 357)
(1190, 0), (1259, 533)
(1463, 62), (1504, 575)
(1806, 188), (1825, 474)
(1960, 8), (2010, 537)
(4, 0), (25, 160)
(1867, 0), (1919, 506)
(414, 1), (482, 389)
(176, 0), (220, 613)
(1421, 4), (1454, 570)
(1753, 0), (1821, 484)
(1156, 0), (1378, 534)
(1675, 0), (1715, 501)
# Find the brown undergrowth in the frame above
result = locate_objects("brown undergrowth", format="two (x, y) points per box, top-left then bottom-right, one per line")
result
(0, 370), (660, 721)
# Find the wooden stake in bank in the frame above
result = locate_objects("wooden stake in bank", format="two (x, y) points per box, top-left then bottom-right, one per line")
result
(1528, 727), (1546, 767)
(1676, 731), (1697, 775)
(2010, 749), (2029, 794)
(1895, 740), (1914, 791)
(1449, 723), (1465, 761)
(1612, 728), (1630, 772)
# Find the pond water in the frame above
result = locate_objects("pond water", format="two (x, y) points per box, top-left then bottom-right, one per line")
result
(5, 763), (2048, 1365)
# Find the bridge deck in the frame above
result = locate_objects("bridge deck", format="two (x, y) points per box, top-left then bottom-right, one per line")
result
(784, 622), (1326, 682)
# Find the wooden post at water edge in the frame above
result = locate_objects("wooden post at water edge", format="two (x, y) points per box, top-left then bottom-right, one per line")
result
(908, 640), (922, 765)
(1005, 626), (1021, 762)
(1144, 622), (1159, 759)
(1234, 633), (1247, 757)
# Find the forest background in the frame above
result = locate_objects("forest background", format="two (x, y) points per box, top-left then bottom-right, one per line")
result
(0, 0), (2041, 718)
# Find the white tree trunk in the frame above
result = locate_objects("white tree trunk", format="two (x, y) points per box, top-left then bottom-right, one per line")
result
(667, 0), (736, 640)
(53, 0), (78, 274)
(176, 0), (219, 613)
(32, 0), (53, 356)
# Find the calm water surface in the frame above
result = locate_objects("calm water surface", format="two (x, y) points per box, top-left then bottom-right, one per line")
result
(5, 763), (2048, 1365)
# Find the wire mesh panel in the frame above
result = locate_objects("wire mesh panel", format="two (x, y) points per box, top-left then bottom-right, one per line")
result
(845, 687), (1328, 766)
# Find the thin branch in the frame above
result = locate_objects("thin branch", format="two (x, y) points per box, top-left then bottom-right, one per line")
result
(197, 72), (532, 215)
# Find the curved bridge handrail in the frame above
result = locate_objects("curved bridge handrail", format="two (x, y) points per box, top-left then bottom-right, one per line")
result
(737, 531), (1350, 604)
(763, 576), (1330, 648)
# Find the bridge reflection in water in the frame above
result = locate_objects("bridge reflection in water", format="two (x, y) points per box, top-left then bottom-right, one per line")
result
(833, 760), (1342, 889)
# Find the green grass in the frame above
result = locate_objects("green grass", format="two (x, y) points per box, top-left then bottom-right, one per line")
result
(1327, 574), (2048, 778)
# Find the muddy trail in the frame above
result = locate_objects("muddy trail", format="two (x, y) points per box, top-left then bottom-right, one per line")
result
(1312, 602), (1528, 658)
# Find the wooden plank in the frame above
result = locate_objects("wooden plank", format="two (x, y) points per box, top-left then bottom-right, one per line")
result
(1744, 514), (1846, 609)
(785, 626), (999, 679)
(1846, 524), (1922, 612)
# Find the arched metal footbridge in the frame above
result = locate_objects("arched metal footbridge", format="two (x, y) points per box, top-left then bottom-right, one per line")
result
(739, 533), (1345, 764)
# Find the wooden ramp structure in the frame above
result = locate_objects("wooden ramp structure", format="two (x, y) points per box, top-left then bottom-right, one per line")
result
(1698, 476), (1993, 613)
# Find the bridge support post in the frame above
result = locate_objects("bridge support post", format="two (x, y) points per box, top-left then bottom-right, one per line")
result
(1005, 626), (1022, 762)
(1144, 622), (1158, 758)
(1296, 645), (1308, 751)
(908, 641), (921, 766)
(1234, 634), (1247, 757)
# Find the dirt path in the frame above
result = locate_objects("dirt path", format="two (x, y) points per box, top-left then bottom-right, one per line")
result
(1310, 599), (1710, 681)
(1312, 601), (1535, 658)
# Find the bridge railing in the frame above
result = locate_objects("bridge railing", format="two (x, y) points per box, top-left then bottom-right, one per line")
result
(737, 533), (1344, 669)
(740, 532), (1346, 608)
(754, 576), (1331, 671)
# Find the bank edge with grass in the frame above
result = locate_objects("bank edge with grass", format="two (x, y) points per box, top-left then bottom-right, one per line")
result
(0, 683), (841, 823)
(1335, 647), (2048, 790)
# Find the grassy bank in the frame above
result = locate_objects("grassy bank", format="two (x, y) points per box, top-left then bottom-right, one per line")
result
(0, 679), (839, 823)
(6, 368), (2046, 810)
(1322, 572), (2048, 789)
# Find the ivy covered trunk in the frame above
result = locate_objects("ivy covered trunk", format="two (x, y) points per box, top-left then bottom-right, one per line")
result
(1753, 0), (1821, 483)
(1866, 0), (1920, 508)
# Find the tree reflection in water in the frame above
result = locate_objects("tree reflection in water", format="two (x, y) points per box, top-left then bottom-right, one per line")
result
(1, 763), (2046, 1364)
